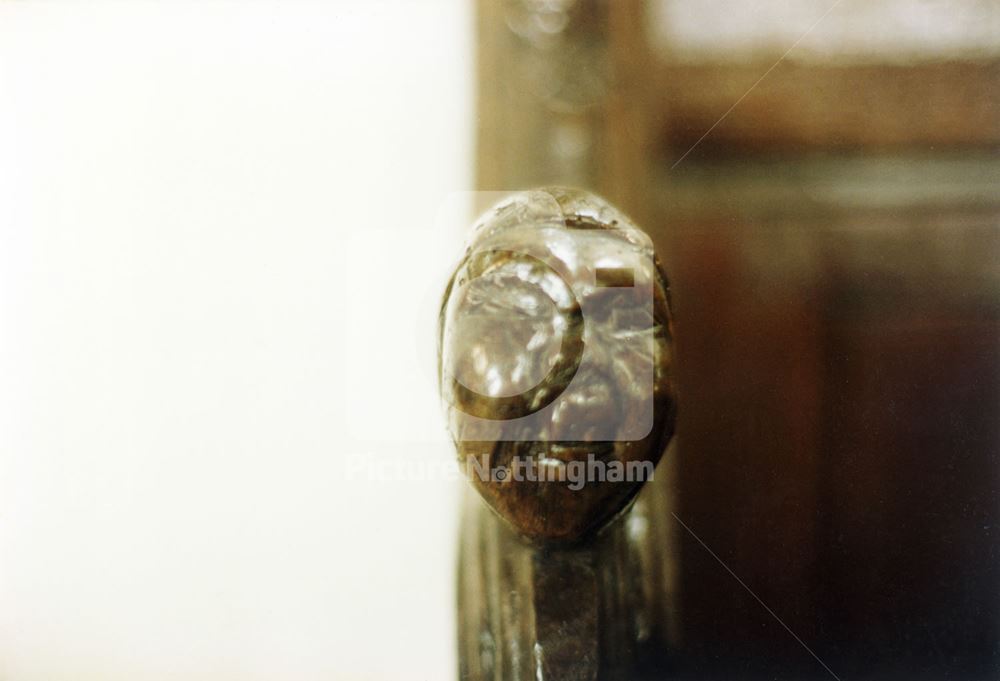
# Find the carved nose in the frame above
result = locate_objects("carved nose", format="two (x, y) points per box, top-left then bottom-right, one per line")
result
(548, 368), (619, 443)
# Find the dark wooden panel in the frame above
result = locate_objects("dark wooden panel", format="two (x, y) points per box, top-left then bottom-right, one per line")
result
(653, 163), (1000, 678)
(814, 225), (1000, 679)
(655, 61), (1000, 156)
(662, 221), (826, 678)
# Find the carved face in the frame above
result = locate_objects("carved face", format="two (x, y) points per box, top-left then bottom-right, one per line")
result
(439, 188), (676, 543)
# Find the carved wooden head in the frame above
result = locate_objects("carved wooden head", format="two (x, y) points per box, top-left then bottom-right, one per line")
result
(439, 187), (676, 543)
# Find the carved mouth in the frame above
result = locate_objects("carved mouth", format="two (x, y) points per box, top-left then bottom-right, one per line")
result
(546, 441), (615, 463)
(491, 440), (615, 472)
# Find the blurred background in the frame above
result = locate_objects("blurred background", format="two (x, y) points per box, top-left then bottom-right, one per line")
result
(476, 0), (998, 678)
(1, 1), (998, 679)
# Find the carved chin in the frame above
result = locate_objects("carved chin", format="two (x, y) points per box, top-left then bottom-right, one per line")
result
(457, 437), (662, 544)
(468, 468), (649, 545)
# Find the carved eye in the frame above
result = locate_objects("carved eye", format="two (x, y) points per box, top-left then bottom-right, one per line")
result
(441, 250), (584, 421)
(450, 268), (563, 398)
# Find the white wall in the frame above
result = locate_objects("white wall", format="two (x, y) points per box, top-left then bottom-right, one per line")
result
(0, 2), (472, 679)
